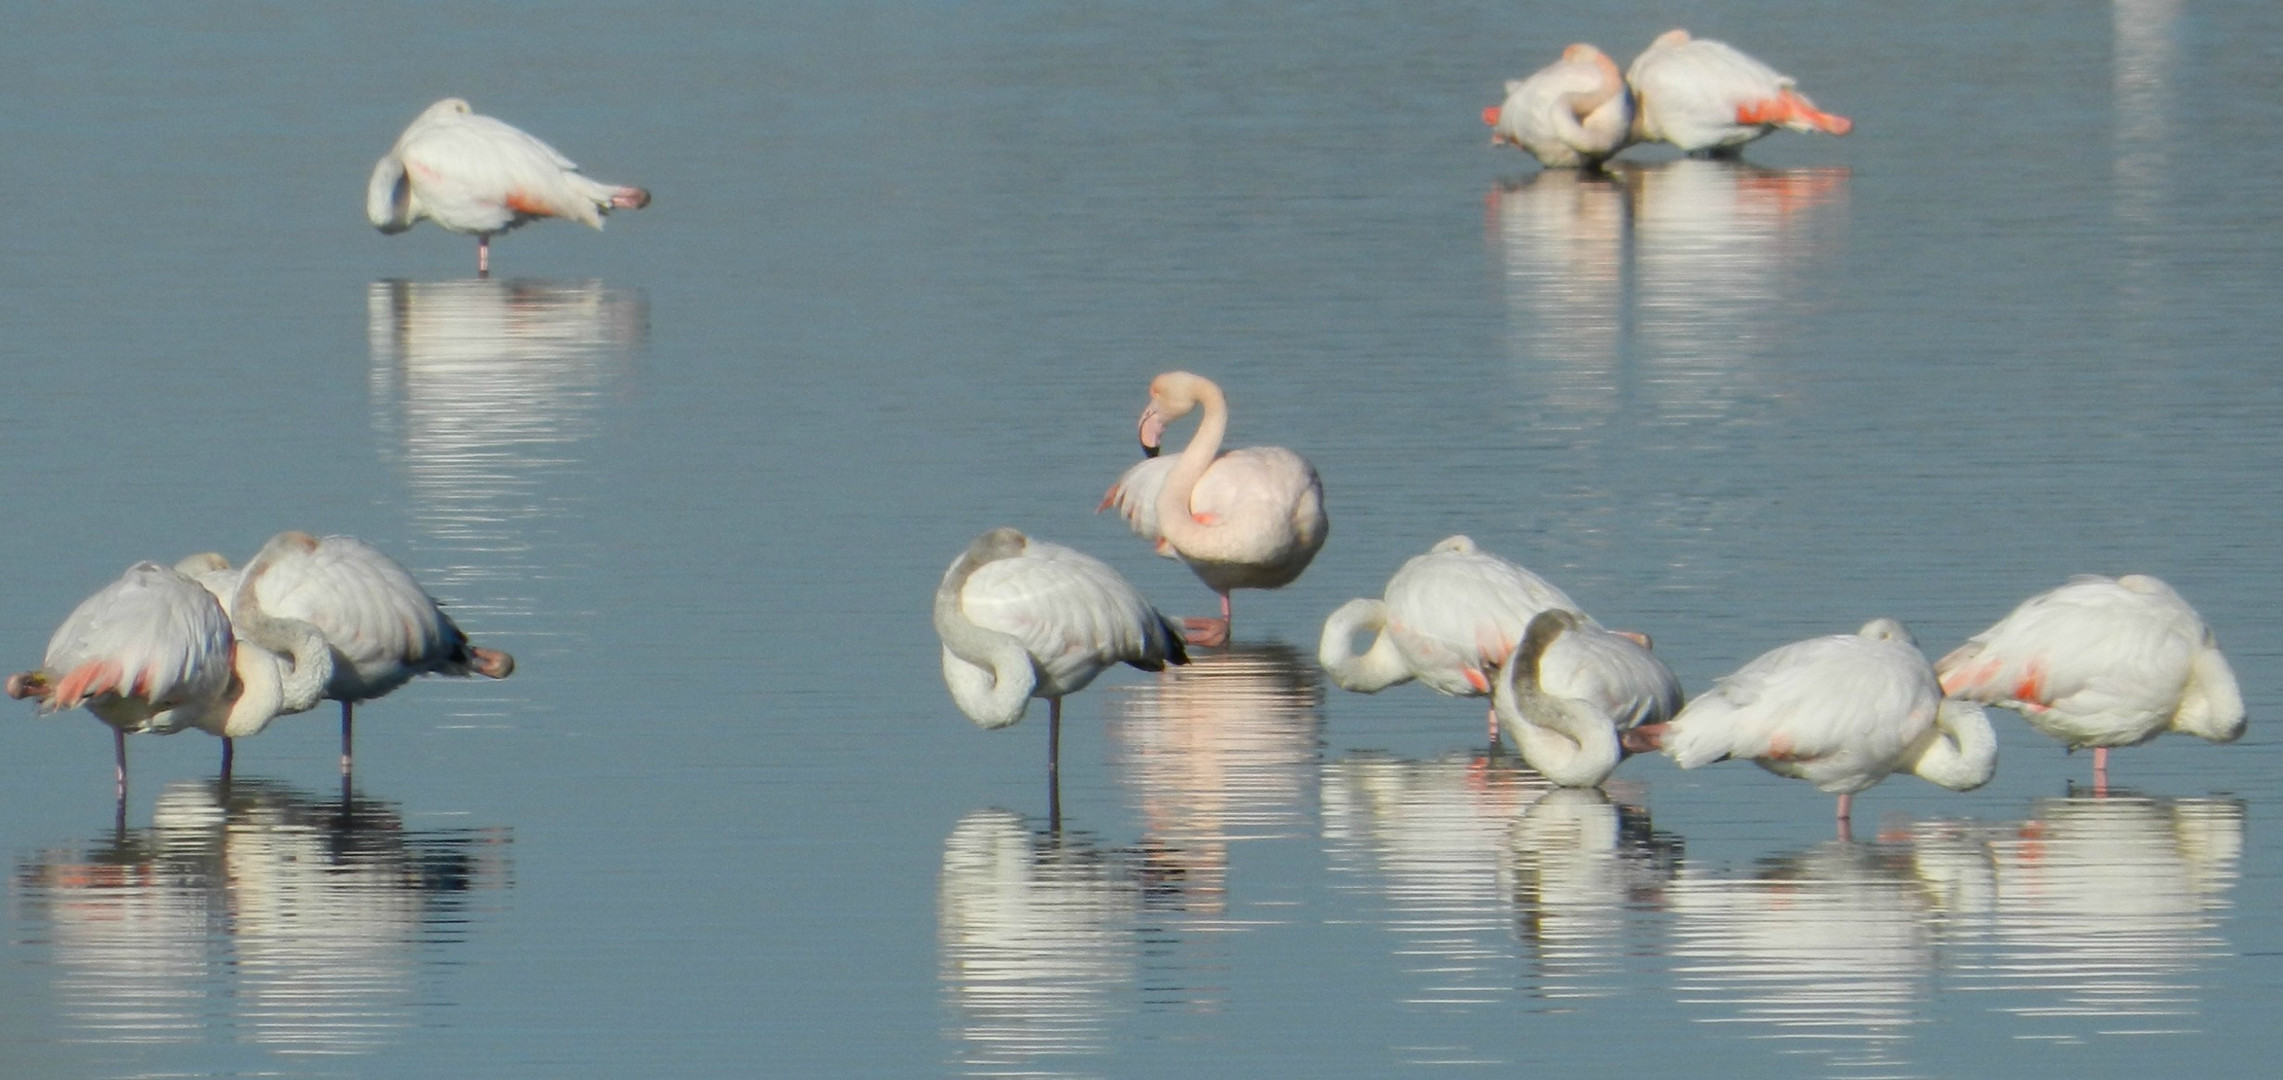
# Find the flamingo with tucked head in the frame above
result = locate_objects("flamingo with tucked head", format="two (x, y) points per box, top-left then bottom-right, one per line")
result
(1483, 43), (1635, 168)
(368, 98), (650, 275)
(1100, 372), (1327, 647)
(1492, 610), (1682, 788)
(1936, 574), (2242, 794)
(1632, 618), (1994, 838)
(1625, 29), (1852, 156)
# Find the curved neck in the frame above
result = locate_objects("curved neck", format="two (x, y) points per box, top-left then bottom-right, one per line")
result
(1154, 377), (1229, 553)
(1317, 598), (1412, 692)
(230, 577), (336, 715)
(1494, 618), (1620, 788)
(932, 549), (1037, 729)
(1912, 700), (1998, 791)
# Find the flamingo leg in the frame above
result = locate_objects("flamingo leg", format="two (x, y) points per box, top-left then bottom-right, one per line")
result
(1486, 704), (1500, 744)
(1181, 594), (1233, 647)
(2091, 746), (2109, 797)
(1047, 698), (1063, 832)
(220, 736), (235, 783)
(477, 235), (490, 277)
(340, 701), (355, 776)
(1835, 793), (1854, 841)
(113, 729), (127, 799)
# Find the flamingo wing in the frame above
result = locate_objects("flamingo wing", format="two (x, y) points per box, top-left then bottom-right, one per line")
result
(1668, 634), (1935, 787)
(1184, 447), (1322, 543)
(391, 106), (616, 233)
(1937, 575), (2209, 745)
(1101, 454), (1178, 552)
(40, 563), (233, 727)
(247, 535), (468, 694)
(1536, 625), (1682, 730)
(959, 540), (1181, 697)
(1383, 539), (1586, 693)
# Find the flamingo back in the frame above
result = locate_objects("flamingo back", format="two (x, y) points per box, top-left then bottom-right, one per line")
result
(1535, 623), (1682, 732)
(1493, 46), (1632, 166)
(383, 100), (623, 235)
(38, 563), (234, 733)
(1666, 632), (1939, 794)
(957, 539), (1183, 700)
(1627, 32), (1803, 151)
(1383, 537), (1587, 696)
(243, 535), (472, 702)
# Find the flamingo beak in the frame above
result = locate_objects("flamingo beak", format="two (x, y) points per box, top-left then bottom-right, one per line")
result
(1138, 405), (1165, 459)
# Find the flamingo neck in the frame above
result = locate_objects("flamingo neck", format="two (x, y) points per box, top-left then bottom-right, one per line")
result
(1154, 377), (1229, 555)
(1494, 614), (1620, 788)
(229, 558), (336, 717)
(2172, 641), (2246, 743)
(1317, 598), (1412, 692)
(1911, 700), (1998, 791)
(932, 539), (1038, 729)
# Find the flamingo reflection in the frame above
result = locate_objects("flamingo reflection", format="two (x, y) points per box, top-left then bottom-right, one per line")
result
(14, 777), (511, 1057)
(938, 809), (1138, 1079)
(367, 277), (646, 616)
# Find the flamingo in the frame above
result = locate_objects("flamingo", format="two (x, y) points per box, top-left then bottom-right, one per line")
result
(231, 531), (516, 775)
(1492, 609), (1682, 788)
(5, 561), (332, 793)
(1624, 29), (1852, 156)
(169, 553), (342, 777)
(1316, 535), (1587, 740)
(1099, 372), (1328, 647)
(933, 527), (1188, 789)
(1935, 574), (2242, 794)
(1483, 43), (1635, 168)
(1633, 618), (1995, 837)
(367, 98), (651, 275)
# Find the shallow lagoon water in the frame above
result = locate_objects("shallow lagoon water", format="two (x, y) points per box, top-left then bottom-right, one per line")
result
(2, 2), (2281, 1077)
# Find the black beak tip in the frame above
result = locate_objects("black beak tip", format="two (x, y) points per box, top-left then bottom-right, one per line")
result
(1140, 441), (1160, 459)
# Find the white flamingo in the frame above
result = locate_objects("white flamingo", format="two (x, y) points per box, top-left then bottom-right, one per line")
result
(5, 561), (332, 792)
(1099, 372), (1328, 646)
(935, 527), (1188, 784)
(367, 98), (650, 275)
(1316, 535), (1586, 740)
(1635, 618), (1995, 835)
(231, 531), (515, 774)
(1936, 574), (2242, 792)
(1492, 609), (1682, 788)
(1483, 43), (1635, 168)
(1625, 30), (1852, 155)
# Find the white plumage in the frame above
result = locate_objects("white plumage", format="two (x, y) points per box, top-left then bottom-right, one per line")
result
(1493, 609), (1682, 788)
(1318, 535), (1585, 702)
(1485, 43), (1635, 168)
(367, 98), (650, 273)
(1936, 574), (2243, 783)
(1625, 29), (1852, 154)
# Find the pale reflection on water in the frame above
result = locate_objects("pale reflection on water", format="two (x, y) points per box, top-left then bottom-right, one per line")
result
(938, 810), (1138, 1080)
(366, 278), (646, 619)
(13, 778), (510, 1058)
(1669, 794), (2243, 1077)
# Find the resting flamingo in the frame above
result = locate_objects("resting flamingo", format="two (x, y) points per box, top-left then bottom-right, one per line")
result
(1100, 371), (1328, 646)
(1483, 43), (1635, 168)
(1492, 609), (1682, 788)
(1625, 29), (1852, 156)
(6, 561), (333, 793)
(1317, 535), (1587, 740)
(934, 527), (1188, 785)
(1936, 574), (2242, 794)
(368, 98), (651, 275)
(232, 531), (516, 775)
(1632, 618), (1995, 838)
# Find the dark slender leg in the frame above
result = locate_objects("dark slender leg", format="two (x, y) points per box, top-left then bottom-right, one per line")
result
(340, 701), (355, 776)
(113, 729), (127, 800)
(220, 737), (235, 783)
(1047, 698), (1063, 833)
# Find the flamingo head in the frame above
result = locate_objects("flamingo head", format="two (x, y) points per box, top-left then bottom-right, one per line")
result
(1141, 371), (1207, 456)
(1137, 403), (1164, 458)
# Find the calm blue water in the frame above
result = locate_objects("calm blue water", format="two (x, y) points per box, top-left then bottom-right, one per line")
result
(3, 2), (2280, 1077)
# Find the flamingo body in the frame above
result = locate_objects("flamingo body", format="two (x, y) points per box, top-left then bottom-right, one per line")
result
(934, 527), (1186, 732)
(1486, 43), (1635, 168)
(1319, 535), (1585, 699)
(8, 562), (236, 738)
(1657, 619), (1995, 819)
(1494, 610), (1682, 787)
(1936, 574), (2243, 753)
(1625, 30), (1852, 155)
(367, 98), (649, 271)
(1101, 372), (1327, 645)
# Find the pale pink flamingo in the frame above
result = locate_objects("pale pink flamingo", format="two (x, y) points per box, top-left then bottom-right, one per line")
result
(1099, 372), (1328, 647)
(1483, 43), (1635, 168)
(1936, 574), (2242, 794)
(1317, 535), (1587, 739)
(231, 531), (515, 775)
(367, 98), (650, 275)
(169, 553), (342, 777)
(1492, 609), (1682, 788)
(1633, 618), (1995, 837)
(934, 527), (1188, 790)
(1624, 30), (1852, 156)
(6, 561), (333, 793)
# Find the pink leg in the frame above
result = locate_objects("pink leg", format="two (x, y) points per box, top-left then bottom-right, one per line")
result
(2091, 746), (2109, 797)
(1835, 793), (1854, 841)
(1486, 705), (1500, 743)
(113, 729), (127, 799)
(477, 235), (490, 276)
(1182, 593), (1233, 647)
(340, 701), (355, 776)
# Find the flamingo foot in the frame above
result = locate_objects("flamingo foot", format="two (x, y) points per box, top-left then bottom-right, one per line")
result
(469, 646), (516, 679)
(612, 186), (652, 210)
(5, 670), (47, 700)
(1181, 617), (1230, 648)
(1621, 724), (1668, 755)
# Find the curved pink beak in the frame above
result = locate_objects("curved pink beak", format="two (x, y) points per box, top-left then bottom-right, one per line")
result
(1138, 405), (1165, 458)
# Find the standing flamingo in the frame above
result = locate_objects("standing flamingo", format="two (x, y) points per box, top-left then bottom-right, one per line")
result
(934, 527), (1188, 791)
(5, 561), (332, 794)
(231, 531), (515, 775)
(1099, 372), (1328, 647)
(1483, 43), (1635, 168)
(1936, 574), (2242, 793)
(1634, 618), (1995, 837)
(1317, 535), (1587, 740)
(1624, 30), (1852, 156)
(169, 553), (339, 777)
(1492, 610), (1682, 788)
(367, 98), (651, 275)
